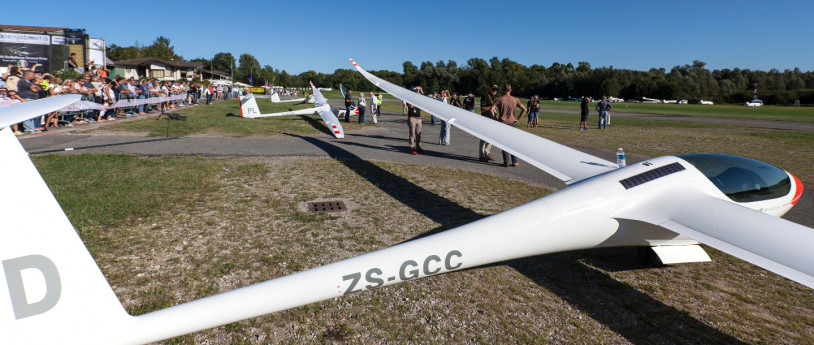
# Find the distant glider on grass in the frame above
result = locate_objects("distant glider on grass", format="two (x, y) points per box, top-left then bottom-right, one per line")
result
(239, 82), (344, 139)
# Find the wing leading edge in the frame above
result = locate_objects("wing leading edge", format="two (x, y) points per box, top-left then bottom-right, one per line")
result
(349, 59), (616, 183)
(618, 192), (814, 289)
(0, 95), (82, 129)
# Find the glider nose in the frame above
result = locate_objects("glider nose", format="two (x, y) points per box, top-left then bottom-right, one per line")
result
(791, 174), (804, 205)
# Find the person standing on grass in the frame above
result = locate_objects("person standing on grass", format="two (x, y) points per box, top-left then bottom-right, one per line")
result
(357, 91), (367, 124)
(579, 96), (591, 130)
(369, 92), (378, 124)
(595, 96), (612, 129)
(527, 95), (540, 128)
(463, 93), (475, 112)
(494, 84), (527, 167)
(344, 88), (353, 123)
(376, 91), (382, 119)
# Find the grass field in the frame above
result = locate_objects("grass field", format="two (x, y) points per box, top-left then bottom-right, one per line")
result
(539, 100), (814, 122)
(32, 153), (814, 344)
(320, 90), (814, 123)
(29, 95), (814, 344)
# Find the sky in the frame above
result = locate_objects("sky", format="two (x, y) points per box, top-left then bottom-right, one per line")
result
(16, 0), (814, 75)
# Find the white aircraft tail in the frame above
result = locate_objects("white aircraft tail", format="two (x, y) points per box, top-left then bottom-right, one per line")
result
(0, 126), (134, 344)
(270, 93), (281, 102)
(239, 93), (261, 118)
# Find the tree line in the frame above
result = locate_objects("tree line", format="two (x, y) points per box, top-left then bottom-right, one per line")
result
(108, 37), (814, 105)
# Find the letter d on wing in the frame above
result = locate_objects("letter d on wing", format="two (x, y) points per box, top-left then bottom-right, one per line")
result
(3, 255), (62, 319)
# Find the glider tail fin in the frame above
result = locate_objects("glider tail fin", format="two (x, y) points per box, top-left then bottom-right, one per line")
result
(270, 93), (281, 103)
(240, 93), (261, 118)
(0, 127), (132, 344)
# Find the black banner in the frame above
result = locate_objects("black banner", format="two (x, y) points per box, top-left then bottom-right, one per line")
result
(0, 43), (50, 72)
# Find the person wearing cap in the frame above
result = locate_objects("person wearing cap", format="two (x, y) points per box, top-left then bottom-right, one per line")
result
(478, 85), (499, 162)
(406, 86), (425, 155)
(494, 83), (527, 167)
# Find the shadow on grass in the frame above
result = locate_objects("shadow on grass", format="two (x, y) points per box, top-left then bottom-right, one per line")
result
(507, 248), (747, 345)
(333, 139), (498, 167)
(295, 134), (745, 344)
(289, 134), (480, 231)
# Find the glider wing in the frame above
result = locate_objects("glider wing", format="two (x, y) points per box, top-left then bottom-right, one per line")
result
(617, 192), (814, 289)
(0, 95), (82, 129)
(349, 59), (616, 184)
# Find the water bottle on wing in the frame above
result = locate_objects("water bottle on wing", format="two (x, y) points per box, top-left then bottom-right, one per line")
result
(617, 148), (626, 168)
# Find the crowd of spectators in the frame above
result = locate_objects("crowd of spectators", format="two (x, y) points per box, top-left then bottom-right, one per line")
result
(1, 63), (246, 136)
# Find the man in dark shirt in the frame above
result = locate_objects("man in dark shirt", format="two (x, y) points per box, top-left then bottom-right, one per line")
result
(478, 85), (498, 162)
(344, 89), (353, 123)
(81, 75), (97, 102)
(17, 71), (43, 133)
(406, 90), (424, 155)
(595, 96), (612, 129)
(68, 53), (79, 70)
(463, 93), (475, 112)
(16, 71), (41, 100)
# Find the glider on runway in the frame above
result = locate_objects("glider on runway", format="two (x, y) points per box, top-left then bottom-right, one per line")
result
(239, 82), (344, 139)
(0, 61), (810, 345)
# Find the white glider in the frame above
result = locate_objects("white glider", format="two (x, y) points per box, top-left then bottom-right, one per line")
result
(0, 62), (811, 345)
(239, 82), (344, 139)
(270, 92), (312, 103)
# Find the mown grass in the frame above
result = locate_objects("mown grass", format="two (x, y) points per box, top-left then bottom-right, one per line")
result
(31, 154), (814, 344)
(91, 99), (373, 137)
(324, 87), (814, 122)
(518, 111), (814, 186)
(539, 99), (814, 122)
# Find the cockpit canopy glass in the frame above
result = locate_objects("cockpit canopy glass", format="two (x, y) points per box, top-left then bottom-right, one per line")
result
(677, 153), (791, 203)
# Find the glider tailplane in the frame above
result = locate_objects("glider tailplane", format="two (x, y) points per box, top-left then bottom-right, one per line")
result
(239, 93), (261, 118)
(0, 127), (133, 344)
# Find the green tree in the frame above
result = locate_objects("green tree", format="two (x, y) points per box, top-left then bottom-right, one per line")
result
(238, 53), (261, 85)
(142, 36), (178, 61)
(211, 52), (235, 73)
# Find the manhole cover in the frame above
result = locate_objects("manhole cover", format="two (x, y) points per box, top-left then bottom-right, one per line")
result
(307, 200), (347, 213)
